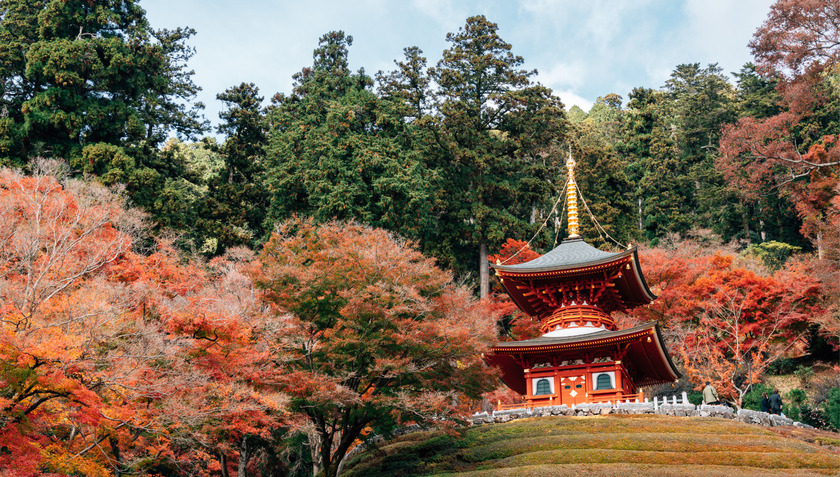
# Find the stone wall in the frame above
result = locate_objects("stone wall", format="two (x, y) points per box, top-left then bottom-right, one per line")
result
(472, 393), (811, 429)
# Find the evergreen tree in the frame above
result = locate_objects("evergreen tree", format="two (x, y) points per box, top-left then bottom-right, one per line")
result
(570, 118), (637, 249)
(263, 32), (433, 243)
(620, 87), (688, 240)
(426, 15), (567, 296)
(0, 0), (209, 235)
(194, 83), (269, 254)
(0, 0), (205, 163)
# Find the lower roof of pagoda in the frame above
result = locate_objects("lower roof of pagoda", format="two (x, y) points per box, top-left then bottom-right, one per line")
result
(491, 239), (656, 318)
(484, 322), (680, 395)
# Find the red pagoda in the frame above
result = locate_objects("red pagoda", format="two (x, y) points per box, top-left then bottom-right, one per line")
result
(484, 154), (679, 408)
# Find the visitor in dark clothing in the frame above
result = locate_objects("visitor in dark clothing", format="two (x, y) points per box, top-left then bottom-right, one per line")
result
(769, 390), (782, 415)
(760, 392), (770, 413)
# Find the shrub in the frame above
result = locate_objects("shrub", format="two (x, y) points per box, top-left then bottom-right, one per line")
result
(741, 383), (773, 411)
(793, 365), (815, 387)
(823, 388), (840, 431)
(783, 388), (808, 421)
(687, 390), (703, 406)
(766, 357), (798, 375)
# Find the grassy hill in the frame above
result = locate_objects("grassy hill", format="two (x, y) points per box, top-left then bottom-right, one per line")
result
(342, 415), (840, 476)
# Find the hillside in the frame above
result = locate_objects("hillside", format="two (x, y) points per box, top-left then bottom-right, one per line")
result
(342, 415), (840, 476)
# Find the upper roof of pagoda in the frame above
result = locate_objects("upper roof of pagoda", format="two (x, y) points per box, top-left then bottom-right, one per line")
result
(490, 237), (656, 318)
(493, 237), (625, 273)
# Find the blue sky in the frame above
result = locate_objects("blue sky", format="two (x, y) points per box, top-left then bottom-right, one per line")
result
(140, 0), (775, 130)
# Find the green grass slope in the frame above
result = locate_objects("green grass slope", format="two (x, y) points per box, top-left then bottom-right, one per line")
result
(342, 415), (840, 476)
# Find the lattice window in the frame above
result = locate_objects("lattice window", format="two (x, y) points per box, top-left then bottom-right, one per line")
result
(595, 373), (613, 390)
(535, 378), (551, 395)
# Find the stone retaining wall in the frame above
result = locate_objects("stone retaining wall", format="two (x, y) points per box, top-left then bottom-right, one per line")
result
(472, 392), (811, 429)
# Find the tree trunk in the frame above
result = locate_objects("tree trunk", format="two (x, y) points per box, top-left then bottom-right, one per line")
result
(109, 436), (122, 477)
(237, 435), (250, 477)
(638, 197), (643, 231)
(220, 451), (230, 477)
(480, 242), (489, 299)
(740, 199), (751, 244)
(818, 231), (824, 260)
(309, 431), (323, 477)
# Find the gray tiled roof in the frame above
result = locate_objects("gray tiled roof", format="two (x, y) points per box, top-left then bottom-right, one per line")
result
(492, 237), (627, 272)
(492, 322), (655, 349)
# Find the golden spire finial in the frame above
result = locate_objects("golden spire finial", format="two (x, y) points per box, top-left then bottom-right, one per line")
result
(566, 149), (580, 238)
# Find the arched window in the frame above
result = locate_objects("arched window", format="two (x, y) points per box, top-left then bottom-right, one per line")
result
(595, 373), (613, 390)
(535, 378), (551, 395)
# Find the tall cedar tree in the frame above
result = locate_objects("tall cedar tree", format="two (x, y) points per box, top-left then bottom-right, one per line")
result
(0, 0), (205, 162)
(263, 32), (433, 245)
(195, 82), (269, 254)
(427, 16), (567, 297)
(620, 87), (686, 240)
(661, 63), (739, 240)
(0, 0), (210, 236)
(568, 96), (637, 248)
(254, 218), (498, 477)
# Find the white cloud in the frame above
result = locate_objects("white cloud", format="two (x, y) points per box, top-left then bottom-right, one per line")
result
(535, 61), (587, 90)
(554, 91), (594, 112)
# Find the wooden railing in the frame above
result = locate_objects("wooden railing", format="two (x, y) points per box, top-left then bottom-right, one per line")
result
(493, 391), (644, 411)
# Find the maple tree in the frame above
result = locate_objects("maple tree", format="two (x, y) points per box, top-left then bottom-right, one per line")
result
(254, 218), (498, 477)
(487, 238), (542, 340)
(0, 160), (143, 475)
(0, 161), (291, 476)
(630, 243), (822, 408)
(719, 0), (840, 254)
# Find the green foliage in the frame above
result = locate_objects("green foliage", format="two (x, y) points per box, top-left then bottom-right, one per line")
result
(794, 365), (816, 387)
(742, 241), (802, 270)
(423, 15), (567, 277)
(192, 82), (269, 254)
(264, 32), (433, 249)
(783, 388), (808, 420)
(687, 390), (703, 406)
(569, 123), (637, 247)
(0, 0), (206, 163)
(567, 105), (588, 123)
(824, 387), (840, 431)
(766, 357), (800, 375)
(741, 383), (773, 411)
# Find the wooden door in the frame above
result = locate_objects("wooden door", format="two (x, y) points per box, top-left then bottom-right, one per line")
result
(560, 374), (586, 405)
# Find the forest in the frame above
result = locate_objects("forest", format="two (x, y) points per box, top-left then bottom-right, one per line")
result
(1, 0), (840, 475)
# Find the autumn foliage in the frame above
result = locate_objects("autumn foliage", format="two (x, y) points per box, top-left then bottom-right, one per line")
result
(255, 219), (498, 477)
(629, 242), (823, 406)
(0, 165), (499, 476)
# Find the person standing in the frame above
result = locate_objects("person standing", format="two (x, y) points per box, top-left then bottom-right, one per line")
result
(770, 390), (783, 415)
(760, 391), (771, 413)
(702, 381), (720, 405)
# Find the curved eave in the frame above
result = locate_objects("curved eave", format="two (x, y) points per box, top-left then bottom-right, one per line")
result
(492, 247), (634, 274)
(485, 322), (680, 391)
(495, 248), (656, 318)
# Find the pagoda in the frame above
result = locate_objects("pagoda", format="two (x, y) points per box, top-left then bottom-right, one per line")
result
(484, 154), (679, 408)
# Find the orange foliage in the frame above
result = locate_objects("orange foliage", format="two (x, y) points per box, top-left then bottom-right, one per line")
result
(255, 218), (499, 477)
(629, 242), (823, 407)
(0, 163), (286, 475)
(487, 238), (542, 340)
